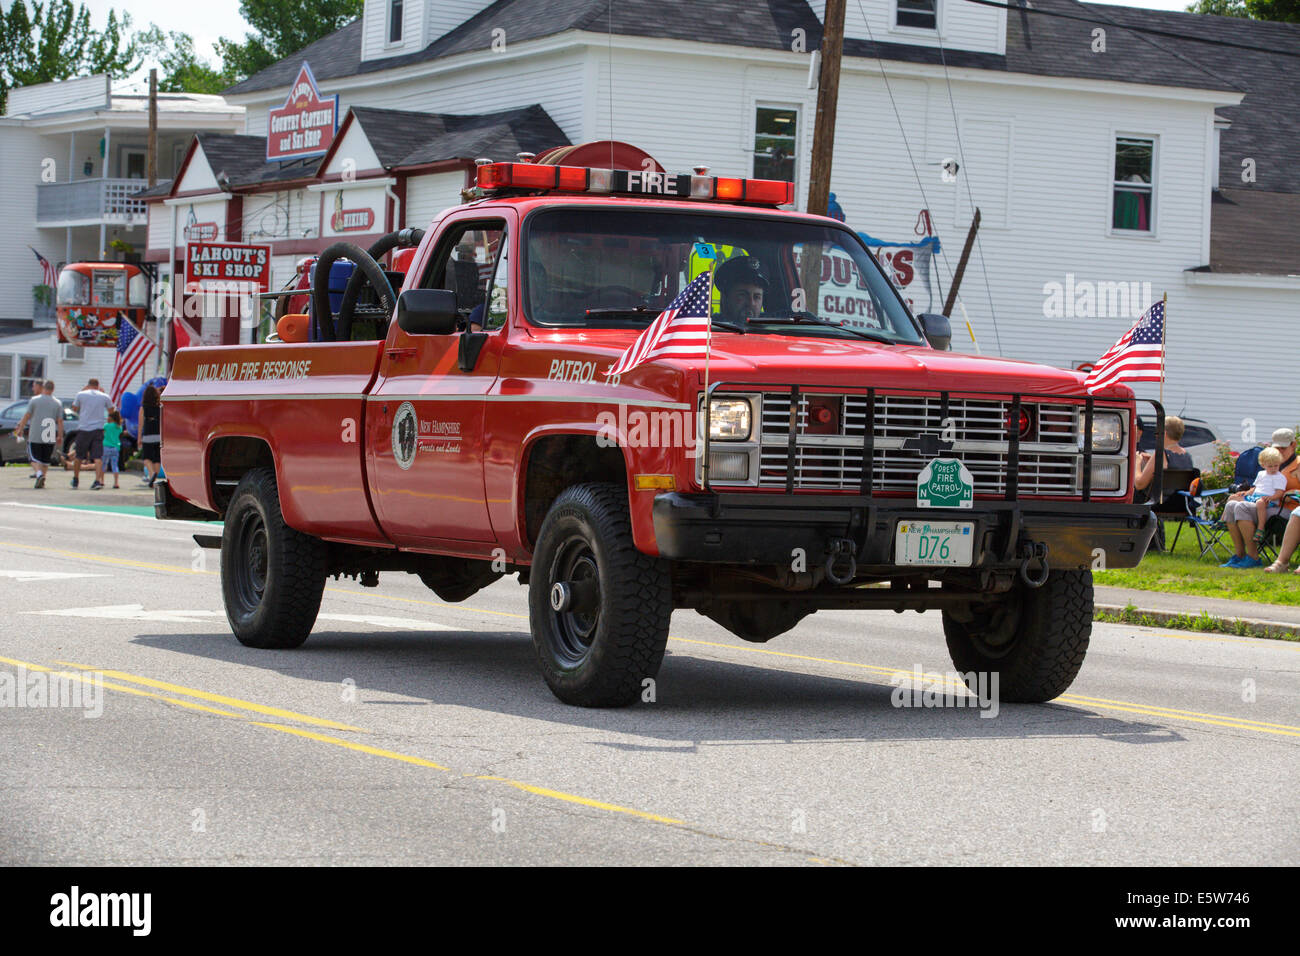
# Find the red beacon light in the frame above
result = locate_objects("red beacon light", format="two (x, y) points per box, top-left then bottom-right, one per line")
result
(474, 162), (795, 206)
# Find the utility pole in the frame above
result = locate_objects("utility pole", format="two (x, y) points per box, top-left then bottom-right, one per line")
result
(943, 209), (981, 317)
(806, 0), (846, 218)
(148, 69), (158, 187)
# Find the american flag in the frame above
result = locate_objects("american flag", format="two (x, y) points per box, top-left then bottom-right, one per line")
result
(31, 247), (57, 288)
(1085, 300), (1164, 394)
(111, 316), (158, 405)
(607, 272), (714, 377)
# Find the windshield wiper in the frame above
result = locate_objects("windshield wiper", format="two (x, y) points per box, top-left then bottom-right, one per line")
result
(710, 319), (747, 334)
(584, 307), (654, 317)
(751, 312), (895, 344)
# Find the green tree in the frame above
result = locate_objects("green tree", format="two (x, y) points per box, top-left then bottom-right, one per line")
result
(216, 0), (363, 82)
(0, 1), (139, 112)
(137, 26), (235, 94)
(1186, 0), (1299, 22)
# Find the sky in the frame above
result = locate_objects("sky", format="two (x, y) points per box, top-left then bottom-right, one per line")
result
(74, 0), (1204, 70)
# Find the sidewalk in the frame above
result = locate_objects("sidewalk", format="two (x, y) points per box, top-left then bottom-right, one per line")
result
(1, 461), (156, 508)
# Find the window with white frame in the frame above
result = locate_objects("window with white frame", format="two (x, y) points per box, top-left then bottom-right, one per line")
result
(19, 357), (45, 397)
(754, 106), (799, 183)
(897, 0), (937, 30)
(0, 356), (13, 399)
(1113, 136), (1155, 232)
(389, 0), (403, 43)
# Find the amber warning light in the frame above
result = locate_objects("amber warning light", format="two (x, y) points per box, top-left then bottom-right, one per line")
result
(475, 162), (795, 206)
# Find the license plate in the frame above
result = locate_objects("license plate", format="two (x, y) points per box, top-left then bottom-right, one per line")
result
(895, 520), (975, 567)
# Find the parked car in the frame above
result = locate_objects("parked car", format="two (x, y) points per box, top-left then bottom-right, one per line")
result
(1136, 415), (1223, 472)
(0, 398), (85, 466)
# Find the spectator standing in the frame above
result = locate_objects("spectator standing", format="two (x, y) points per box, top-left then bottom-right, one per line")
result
(102, 409), (123, 489)
(12, 380), (63, 489)
(138, 384), (162, 486)
(71, 378), (112, 490)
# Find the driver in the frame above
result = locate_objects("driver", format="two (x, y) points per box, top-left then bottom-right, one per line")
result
(713, 255), (768, 324)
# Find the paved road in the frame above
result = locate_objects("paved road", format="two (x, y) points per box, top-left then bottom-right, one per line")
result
(1, 500), (1296, 865)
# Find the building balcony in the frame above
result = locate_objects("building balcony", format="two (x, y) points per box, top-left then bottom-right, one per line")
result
(36, 178), (149, 228)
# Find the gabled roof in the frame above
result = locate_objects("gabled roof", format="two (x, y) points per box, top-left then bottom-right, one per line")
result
(340, 104), (569, 169)
(1207, 188), (1300, 276)
(195, 133), (320, 187)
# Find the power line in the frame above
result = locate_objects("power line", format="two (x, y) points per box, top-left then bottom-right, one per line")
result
(963, 0), (1300, 59)
(935, 34), (1004, 356)
(851, 0), (954, 310)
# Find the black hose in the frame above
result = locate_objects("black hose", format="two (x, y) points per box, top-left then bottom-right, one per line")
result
(336, 228), (426, 339)
(311, 242), (396, 342)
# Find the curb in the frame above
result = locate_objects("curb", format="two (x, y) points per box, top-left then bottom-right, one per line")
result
(1095, 603), (1300, 642)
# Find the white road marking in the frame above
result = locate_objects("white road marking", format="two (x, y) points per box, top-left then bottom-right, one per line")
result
(316, 613), (453, 631)
(0, 569), (108, 583)
(0, 501), (219, 529)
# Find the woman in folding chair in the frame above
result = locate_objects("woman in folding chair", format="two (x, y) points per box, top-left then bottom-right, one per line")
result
(1134, 417), (1195, 552)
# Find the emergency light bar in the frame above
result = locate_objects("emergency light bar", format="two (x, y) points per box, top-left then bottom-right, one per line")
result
(475, 162), (796, 206)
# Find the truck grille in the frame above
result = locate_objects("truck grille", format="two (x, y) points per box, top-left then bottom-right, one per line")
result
(756, 392), (1082, 496)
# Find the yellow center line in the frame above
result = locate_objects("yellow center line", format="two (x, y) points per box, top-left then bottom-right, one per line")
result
(9, 653), (700, 836)
(473, 776), (686, 825)
(667, 640), (1300, 738)
(53, 660), (363, 732)
(0, 541), (207, 575)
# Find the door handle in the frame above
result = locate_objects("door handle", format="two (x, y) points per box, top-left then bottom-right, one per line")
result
(385, 347), (417, 360)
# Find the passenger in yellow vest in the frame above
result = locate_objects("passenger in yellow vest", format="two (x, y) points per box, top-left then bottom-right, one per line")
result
(714, 255), (769, 324)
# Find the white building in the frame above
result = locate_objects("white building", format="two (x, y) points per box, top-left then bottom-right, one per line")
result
(0, 75), (244, 398)
(149, 0), (1299, 439)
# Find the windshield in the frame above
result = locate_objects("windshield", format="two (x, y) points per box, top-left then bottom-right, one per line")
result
(523, 208), (925, 345)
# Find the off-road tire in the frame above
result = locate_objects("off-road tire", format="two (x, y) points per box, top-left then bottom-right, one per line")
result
(221, 466), (326, 649)
(529, 483), (671, 707)
(942, 570), (1093, 702)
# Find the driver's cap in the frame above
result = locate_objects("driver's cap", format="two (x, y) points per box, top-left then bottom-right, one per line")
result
(714, 255), (769, 293)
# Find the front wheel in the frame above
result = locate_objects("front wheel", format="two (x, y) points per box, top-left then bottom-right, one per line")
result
(942, 570), (1094, 702)
(221, 467), (327, 649)
(529, 483), (672, 707)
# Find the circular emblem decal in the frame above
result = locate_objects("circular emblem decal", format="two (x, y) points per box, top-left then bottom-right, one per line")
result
(392, 401), (417, 470)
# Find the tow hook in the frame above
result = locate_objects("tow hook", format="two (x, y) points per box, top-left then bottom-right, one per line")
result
(1018, 541), (1050, 589)
(825, 538), (858, 586)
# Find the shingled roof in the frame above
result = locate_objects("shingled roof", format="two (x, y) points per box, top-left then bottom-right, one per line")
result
(192, 133), (320, 188)
(348, 104), (569, 168)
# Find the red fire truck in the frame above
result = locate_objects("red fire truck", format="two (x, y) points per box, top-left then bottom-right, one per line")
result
(157, 153), (1162, 707)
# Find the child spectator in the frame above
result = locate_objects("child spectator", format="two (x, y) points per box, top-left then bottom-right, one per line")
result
(102, 409), (123, 489)
(1243, 446), (1288, 543)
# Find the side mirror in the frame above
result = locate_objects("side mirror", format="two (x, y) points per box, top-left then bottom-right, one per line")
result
(396, 289), (458, 335)
(919, 313), (952, 351)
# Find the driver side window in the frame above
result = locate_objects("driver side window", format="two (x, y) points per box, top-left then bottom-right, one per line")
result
(422, 220), (506, 330)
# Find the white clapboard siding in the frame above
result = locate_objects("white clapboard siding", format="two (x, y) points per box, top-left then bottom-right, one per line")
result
(808, 0), (1005, 55)
(405, 171), (468, 228)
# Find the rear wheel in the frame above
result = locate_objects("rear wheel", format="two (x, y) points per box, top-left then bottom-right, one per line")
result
(529, 483), (671, 707)
(942, 570), (1094, 702)
(221, 467), (326, 649)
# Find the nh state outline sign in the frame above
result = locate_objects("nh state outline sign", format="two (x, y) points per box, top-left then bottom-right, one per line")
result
(266, 61), (339, 162)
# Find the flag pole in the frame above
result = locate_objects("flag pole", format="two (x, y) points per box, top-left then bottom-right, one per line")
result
(701, 272), (714, 487)
(1159, 291), (1167, 407)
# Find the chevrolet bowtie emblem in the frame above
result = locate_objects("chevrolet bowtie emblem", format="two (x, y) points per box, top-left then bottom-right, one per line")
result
(901, 433), (954, 457)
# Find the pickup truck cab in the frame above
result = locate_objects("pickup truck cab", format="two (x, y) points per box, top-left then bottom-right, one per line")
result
(159, 155), (1161, 707)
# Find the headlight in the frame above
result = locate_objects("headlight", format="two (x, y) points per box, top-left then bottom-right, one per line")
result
(1090, 461), (1122, 492)
(709, 398), (751, 441)
(1086, 412), (1124, 454)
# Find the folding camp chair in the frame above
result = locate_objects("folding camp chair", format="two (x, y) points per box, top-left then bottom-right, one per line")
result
(1150, 468), (1199, 552)
(1257, 492), (1300, 564)
(1172, 483), (1231, 561)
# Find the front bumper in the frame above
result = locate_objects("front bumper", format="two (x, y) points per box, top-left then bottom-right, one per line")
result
(652, 492), (1156, 570)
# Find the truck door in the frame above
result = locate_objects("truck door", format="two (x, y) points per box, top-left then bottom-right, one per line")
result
(368, 215), (512, 545)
